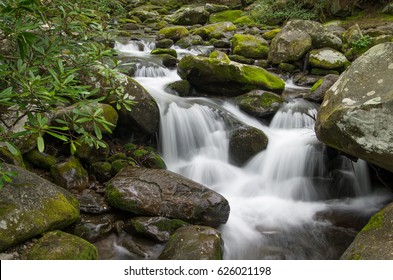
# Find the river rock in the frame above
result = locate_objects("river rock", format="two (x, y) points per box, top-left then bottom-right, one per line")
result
(313, 31), (343, 50)
(75, 138), (110, 164)
(235, 90), (284, 118)
(158, 26), (189, 42)
(192, 22), (237, 40)
(0, 164), (79, 252)
(308, 48), (349, 70)
(66, 213), (114, 242)
(158, 225), (224, 260)
(229, 125), (269, 165)
(75, 189), (111, 214)
(315, 43), (393, 173)
(24, 149), (58, 169)
(165, 80), (191, 96)
(50, 156), (89, 192)
(27, 230), (98, 260)
(231, 33), (269, 59)
(341, 202), (393, 259)
(304, 74), (339, 103)
(209, 9), (243, 23)
(171, 6), (210, 25)
(175, 35), (204, 49)
(105, 166), (230, 227)
(177, 53), (285, 96)
(205, 3), (229, 13)
(123, 216), (188, 243)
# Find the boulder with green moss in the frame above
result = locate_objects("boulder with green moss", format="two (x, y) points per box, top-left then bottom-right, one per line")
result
(24, 149), (58, 169)
(50, 156), (89, 192)
(0, 145), (25, 168)
(262, 29), (281, 40)
(171, 6), (210, 25)
(175, 35), (204, 48)
(151, 48), (177, 58)
(105, 166), (230, 227)
(158, 225), (223, 260)
(0, 164), (79, 252)
(316, 43), (393, 173)
(127, 146), (166, 169)
(192, 22), (236, 40)
(304, 74), (339, 103)
(205, 3), (229, 13)
(231, 33), (269, 59)
(27, 230), (98, 260)
(90, 161), (113, 183)
(209, 9), (243, 23)
(341, 202), (393, 259)
(308, 48), (349, 70)
(178, 54), (285, 96)
(165, 80), (192, 96)
(235, 90), (285, 118)
(124, 216), (188, 242)
(158, 26), (189, 42)
(75, 138), (110, 164)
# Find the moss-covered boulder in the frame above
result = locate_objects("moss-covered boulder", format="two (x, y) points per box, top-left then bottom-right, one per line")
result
(171, 6), (210, 25)
(90, 161), (113, 183)
(304, 74), (339, 103)
(262, 29), (281, 40)
(124, 145), (166, 169)
(205, 3), (229, 13)
(235, 90), (284, 118)
(0, 145), (25, 168)
(231, 33), (269, 59)
(24, 149), (58, 169)
(177, 54), (285, 96)
(209, 9), (243, 23)
(105, 166), (230, 227)
(229, 125), (269, 165)
(0, 164), (79, 252)
(151, 48), (177, 58)
(313, 31), (343, 50)
(158, 26), (189, 42)
(155, 38), (174, 48)
(315, 43), (393, 173)
(75, 138), (110, 164)
(341, 202), (393, 259)
(27, 230), (98, 260)
(192, 22), (236, 40)
(50, 156), (89, 192)
(123, 216), (188, 243)
(158, 225), (223, 260)
(308, 48), (349, 70)
(175, 35), (204, 48)
(165, 80), (192, 96)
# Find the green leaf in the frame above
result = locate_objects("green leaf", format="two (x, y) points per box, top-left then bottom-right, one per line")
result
(46, 131), (68, 141)
(5, 141), (20, 156)
(93, 123), (102, 140)
(37, 136), (45, 152)
(70, 142), (77, 155)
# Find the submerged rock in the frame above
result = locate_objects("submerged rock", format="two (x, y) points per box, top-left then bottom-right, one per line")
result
(316, 43), (393, 173)
(27, 230), (98, 260)
(178, 54), (285, 96)
(0, 164), (79, 252)
(158, 225), (224, 260)
(105, 166), (230, 227)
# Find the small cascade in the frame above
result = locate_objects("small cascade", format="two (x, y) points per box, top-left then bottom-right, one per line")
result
(134, 63), (173, 78)
(114, 39), (155, 56)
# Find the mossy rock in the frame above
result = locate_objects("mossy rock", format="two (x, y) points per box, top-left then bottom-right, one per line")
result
(75, 138), (110, 164)
(205, 3), (229, 14)
(228, 54), (255, 65)
(209, 9), (243, 23)
(131, 148), (166, 169)
(262, 29), (281, 40)
(0, 164), (79, 252)
(175, 35), (204, 49)
(158, 26), (189, 42)
(24, 149), (58, 169)
(278, 62), (296, 73)
(308, 48), (350, 70)
(231, 33), (269, 59)
(90, 161), (113, 183)
(171, 6), (210, 25)
(209, 50), (231, 62)
(151, 48), (177, 58)
(234, 15), (256, 26)
(50, 156), (89, 192)
(111, 159), (136, 174)
(192, 22), (237, 40)
(155, 38), (174, 48)
(27, 230), (98, 260)
(236, 90), (285, 118)
(304, 74), (339, 103)
(165, 80), (192, 97)
(66, 213), (114, 242)
(0, 145), (25, 168)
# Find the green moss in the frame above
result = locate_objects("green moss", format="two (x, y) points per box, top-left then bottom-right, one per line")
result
(231, 34), (269, 59)
(105, 184), (138, 213)
(24, 149), (58, 169)
(133, 149), (149, 157)
(278, 63), (296, 73)
(107, 153), (127, 163)
(151, 48), (177, 58)
(209, 51), (231, 63)
(0, 146), (25, 168)
(310, 78), (324, 93)
(239, 92), (283, 110)
(209, 10), (244, 23)
(111, 159), (132, 173)
(50, 156), (88, 190)
(362, 209), (384, 232)
(192, 22), (237, 40)
(234, 16), (256, 26)
(124, 143), (138, 152)
(158, 26), (189, 41)
(241, 65), (285, 93)
(155, 219), (188, 232)
(262, 29), (281, 40)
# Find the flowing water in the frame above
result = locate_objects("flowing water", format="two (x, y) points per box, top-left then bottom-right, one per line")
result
(113, 40), (392, 259)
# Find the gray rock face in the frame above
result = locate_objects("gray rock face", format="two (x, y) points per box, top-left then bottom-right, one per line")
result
(308, 48), (349, 70)
(316, 43), (393, 173)
(0, 164), (79, 252)
(341, 202), (393, 259)
(158, 225), (223, 260)
(50, 156), (89, 192)
(304, 74), (339, 103)
(105, 166), (230, 227)
(171, 6), (210, 25)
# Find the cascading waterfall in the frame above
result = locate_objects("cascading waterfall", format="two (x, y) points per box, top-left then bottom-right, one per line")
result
(114, 40), (391, 259)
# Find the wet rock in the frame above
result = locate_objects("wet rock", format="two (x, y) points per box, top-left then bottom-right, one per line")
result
(304, 74), (339, 103)
(171, 6), (210, 25)
(192, 22), (237, 40)
(75, 138), (110, 164)
(158, 26), (189, 42)
(231, 33), (269, 59)
(315, 43), (393, 173)
(155, 38), (174, 48)
(178, 53), (285, 96)
(124, 145), (166, 169)
(229, 125), (269, 165)
(0, 164), (79, 252)
(27, 230), (98, 260)
(159, 54), (179, 68)
(105, 166), (230, 227)
(151, 48), (177, 58)
(75, 189), (111, 214)
(341, 202), (393, 259)
(24, 149), (58, 170)
(50, 156), (89, 192)
(90, 161), (113, 183)
(175, 35), (204, 49)
(308, 48), (349, 70)
(124, 216), (188, 243)
(66, 213), (114, 242)
(235, 90), (285, 118)
(165, 80), (191, 97)
(158, 226), (223, 260)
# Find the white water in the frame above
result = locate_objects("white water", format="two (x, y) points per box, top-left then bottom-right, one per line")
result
(114, 40), (392, 259)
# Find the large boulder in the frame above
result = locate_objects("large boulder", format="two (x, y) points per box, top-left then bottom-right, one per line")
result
(178, 54), (285, 96)
(235, 90), (285, 118)
(308, 48), (350, 70)
(0, 164), (79, 252)
(105, 166), (230, 227)
(341, 202), (393, 259)
(171, 6), (210, 25)
(192, 22), (236, 40)
(158, 225), (224, 260)
(27, 230), (98, 260)
(158, 26), (189, 42)
(231, 34), (269, 59)
(316, 43), (393, 173)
